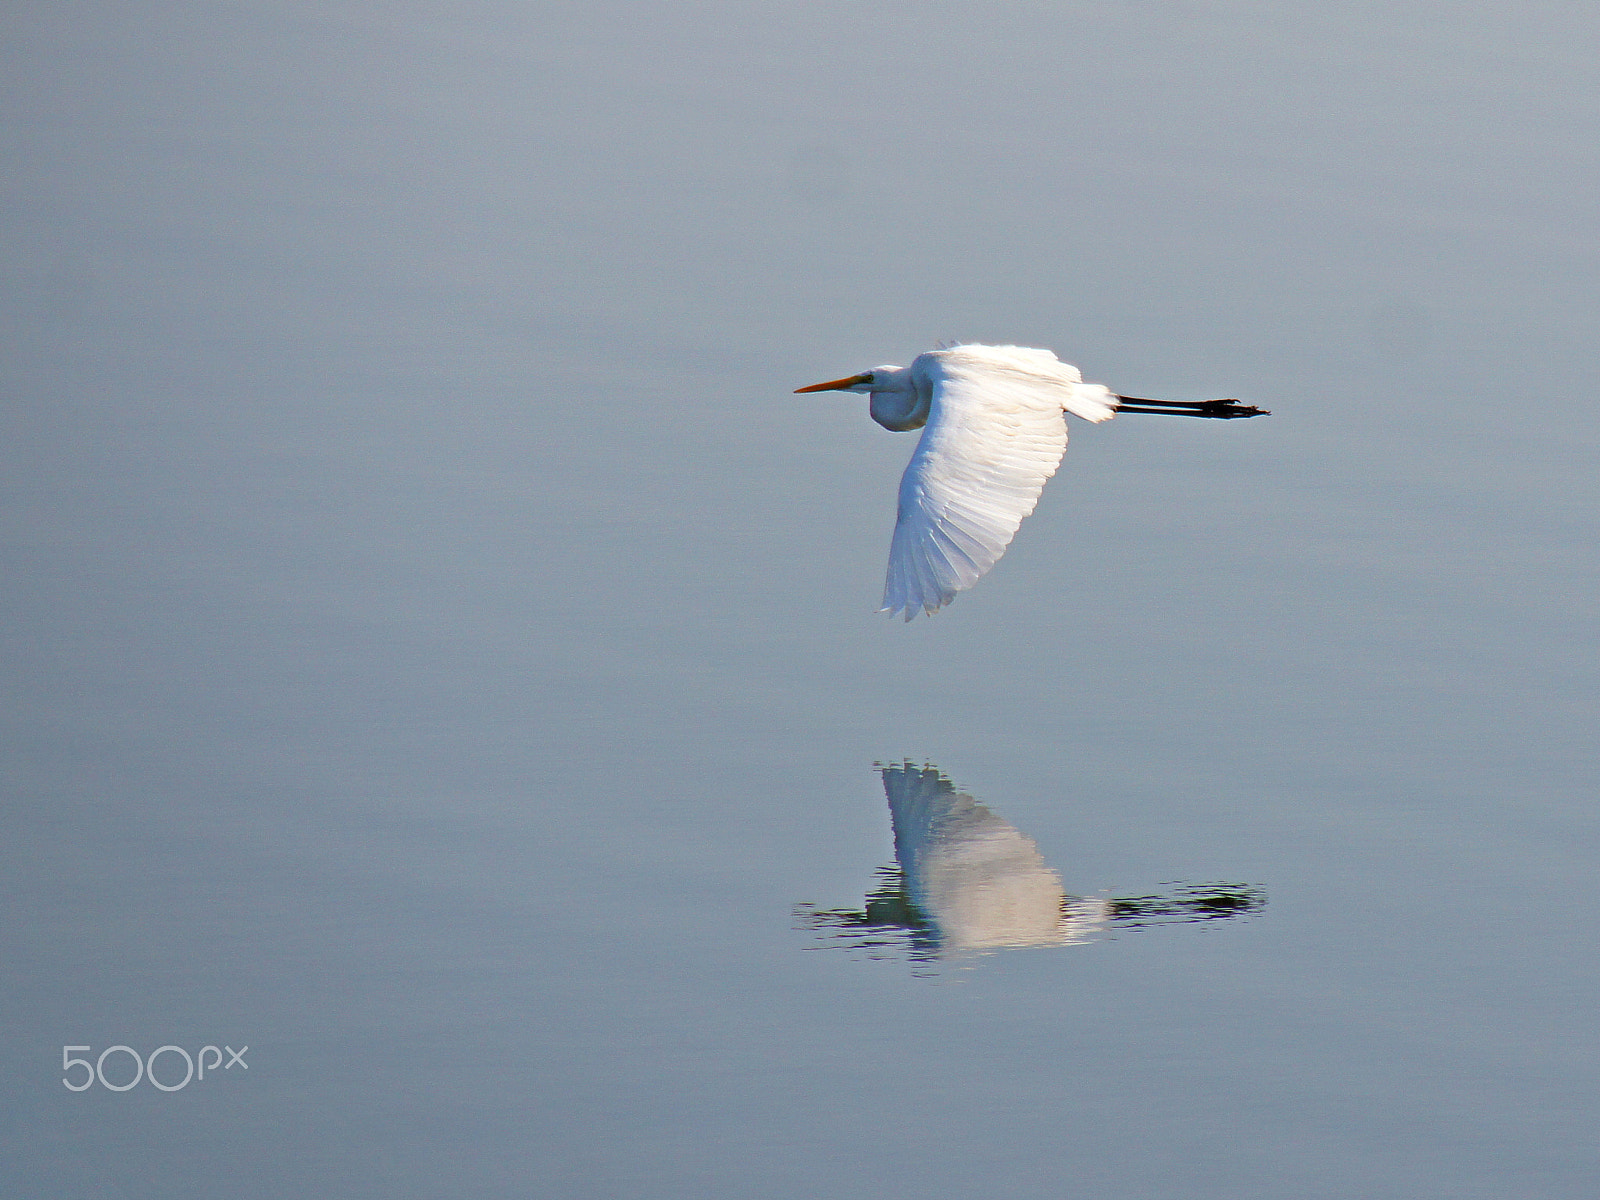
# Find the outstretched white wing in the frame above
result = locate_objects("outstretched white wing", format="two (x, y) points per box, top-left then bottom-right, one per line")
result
(881, 345), (1114, 620)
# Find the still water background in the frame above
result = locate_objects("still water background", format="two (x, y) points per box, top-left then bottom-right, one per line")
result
(4, 2), (1598, 1196)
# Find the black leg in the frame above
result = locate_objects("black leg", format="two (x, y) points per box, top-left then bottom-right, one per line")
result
(1114, 396), (1270, 419)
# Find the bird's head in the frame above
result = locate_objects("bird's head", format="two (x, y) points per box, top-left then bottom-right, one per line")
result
(794, 366), (906, 396)
(796, 364), (924, 432)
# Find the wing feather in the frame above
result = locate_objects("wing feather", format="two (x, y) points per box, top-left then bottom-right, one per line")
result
(881, 345), (1113, 620)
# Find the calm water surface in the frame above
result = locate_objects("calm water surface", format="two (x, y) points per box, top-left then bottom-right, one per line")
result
(5, 2), (1599, 1196)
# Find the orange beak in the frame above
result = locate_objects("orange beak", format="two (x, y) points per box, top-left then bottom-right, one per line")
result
(795, 373), (872, 394)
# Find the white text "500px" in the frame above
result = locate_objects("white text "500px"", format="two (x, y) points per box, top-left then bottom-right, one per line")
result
(63, 1044), (248, 1092)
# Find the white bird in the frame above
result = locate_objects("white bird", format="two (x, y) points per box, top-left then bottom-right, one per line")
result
(796, 343), (1266, 619)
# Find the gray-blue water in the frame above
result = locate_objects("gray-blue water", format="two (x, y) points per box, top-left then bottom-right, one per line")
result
(5, 2), (1598, 1196)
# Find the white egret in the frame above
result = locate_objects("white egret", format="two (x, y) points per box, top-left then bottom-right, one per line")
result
(797, 343), (1267, 619)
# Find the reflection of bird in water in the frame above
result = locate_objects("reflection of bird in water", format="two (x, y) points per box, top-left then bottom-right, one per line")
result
(884, 761), (1109, 953)
(796, 764), (1265, 965)
(796, 344), (1267, 619)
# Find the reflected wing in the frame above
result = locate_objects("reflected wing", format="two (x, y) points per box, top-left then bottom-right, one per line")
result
(881, 347), (1112, 619)
(880, 762), (1100, 953)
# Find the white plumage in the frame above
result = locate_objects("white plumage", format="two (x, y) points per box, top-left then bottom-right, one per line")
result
(884, 345), (1115, 620)
(798, 343), (1116, 620)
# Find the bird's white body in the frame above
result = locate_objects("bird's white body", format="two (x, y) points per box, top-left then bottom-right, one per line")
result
(803, 344), (1115, 620)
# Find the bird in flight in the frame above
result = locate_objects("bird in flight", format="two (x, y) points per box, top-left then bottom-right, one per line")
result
(796, 343), (1267, 620)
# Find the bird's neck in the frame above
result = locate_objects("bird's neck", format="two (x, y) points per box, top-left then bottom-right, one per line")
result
(869, 372), (928, 432)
